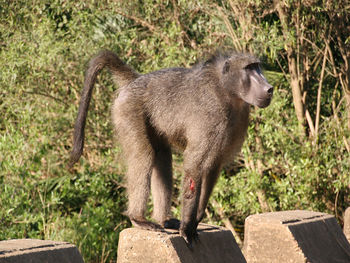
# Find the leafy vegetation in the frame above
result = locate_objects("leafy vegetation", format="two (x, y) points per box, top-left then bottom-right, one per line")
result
(1, 0), (349, 262)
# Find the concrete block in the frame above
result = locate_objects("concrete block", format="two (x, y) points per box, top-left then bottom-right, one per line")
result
(345, 207), (350, 243)
(117, 223), (246, 263)
(0, 239), (84, 263)
(243, 210), (350, 263)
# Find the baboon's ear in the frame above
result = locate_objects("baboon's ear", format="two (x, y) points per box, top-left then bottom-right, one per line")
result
(222, 61), (230, 74)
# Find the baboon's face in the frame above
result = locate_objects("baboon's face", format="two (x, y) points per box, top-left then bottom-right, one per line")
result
(224, 61), (273, 108)
(240, 63), (273, 108)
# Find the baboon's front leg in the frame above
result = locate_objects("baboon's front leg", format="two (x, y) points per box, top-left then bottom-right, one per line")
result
(179, 142), (222, 245)
(180, 172), (202, 245)
(196, 165), (221, 223)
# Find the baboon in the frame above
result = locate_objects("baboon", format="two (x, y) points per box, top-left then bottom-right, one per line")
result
(70, 50), (273, 244)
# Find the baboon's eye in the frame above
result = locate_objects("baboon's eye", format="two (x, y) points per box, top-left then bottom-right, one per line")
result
(222, 61), (230, 74)
(245, 63), (260, 72)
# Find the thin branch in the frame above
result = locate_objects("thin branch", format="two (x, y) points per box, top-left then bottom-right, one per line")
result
(115, 9), (171, 44)
(210, 199), (243, 246)
(24, 90), (69, 107)
(212, 3), (242, 51)
(302, 36), (333, 67)
(314, 45), (328, 143)
(171, 0), (184, 47)
(305, 109), (315, 137)
(170, 0), (196, 49)
(343, 136), (350, 154)
(329, 95), (350, 154)
(259, 7), (277, 18)
(275, 55), (289, 80)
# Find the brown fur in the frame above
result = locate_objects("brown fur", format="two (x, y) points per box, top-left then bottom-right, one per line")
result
(70, 50), (273, 244)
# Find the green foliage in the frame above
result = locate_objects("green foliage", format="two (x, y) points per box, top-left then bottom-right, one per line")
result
(1, 0), (349, 262)
(209, 88), (350, 235)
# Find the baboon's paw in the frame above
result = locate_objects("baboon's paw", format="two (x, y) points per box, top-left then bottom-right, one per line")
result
(179, 223), (199, 248)
(131, 218), (163, 231)
(163, 218), (181, 230)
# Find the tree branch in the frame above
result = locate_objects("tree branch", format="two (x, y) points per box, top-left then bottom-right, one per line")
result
(314, 45), (328, 143)
(115, 9), (171, 44)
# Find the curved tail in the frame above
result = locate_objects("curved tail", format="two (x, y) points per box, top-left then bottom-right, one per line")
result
(69, 50), (139, 167)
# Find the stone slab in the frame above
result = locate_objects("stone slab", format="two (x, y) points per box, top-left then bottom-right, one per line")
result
(117, 223), (246, 263)
(344, 207), (350, 243)
(243, 210), (350, 263)
(0, 239), (84, 263)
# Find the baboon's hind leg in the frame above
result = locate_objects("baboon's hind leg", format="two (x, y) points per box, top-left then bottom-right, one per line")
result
(115, 112), (161, 231)
(151, 144), (180, 230)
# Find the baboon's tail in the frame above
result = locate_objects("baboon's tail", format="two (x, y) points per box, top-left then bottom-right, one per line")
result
(69, 50), (139, 167)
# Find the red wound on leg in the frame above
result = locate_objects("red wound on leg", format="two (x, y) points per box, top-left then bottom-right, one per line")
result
(190, 178), (195, 192)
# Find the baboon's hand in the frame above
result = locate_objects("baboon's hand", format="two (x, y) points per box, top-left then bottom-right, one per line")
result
(179, 222), (199, 247)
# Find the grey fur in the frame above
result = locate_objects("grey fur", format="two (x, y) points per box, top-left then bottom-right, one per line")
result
(70, 50), (273, 244)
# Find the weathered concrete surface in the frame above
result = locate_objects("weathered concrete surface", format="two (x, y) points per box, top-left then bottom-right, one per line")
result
(0, 239), (84, 263)
(117, 223), (246, 263)
(243, 210), (350, 263)
(344, 207), (350, 243)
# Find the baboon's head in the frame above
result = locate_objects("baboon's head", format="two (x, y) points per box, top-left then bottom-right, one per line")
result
(221, 54), (273, 108)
